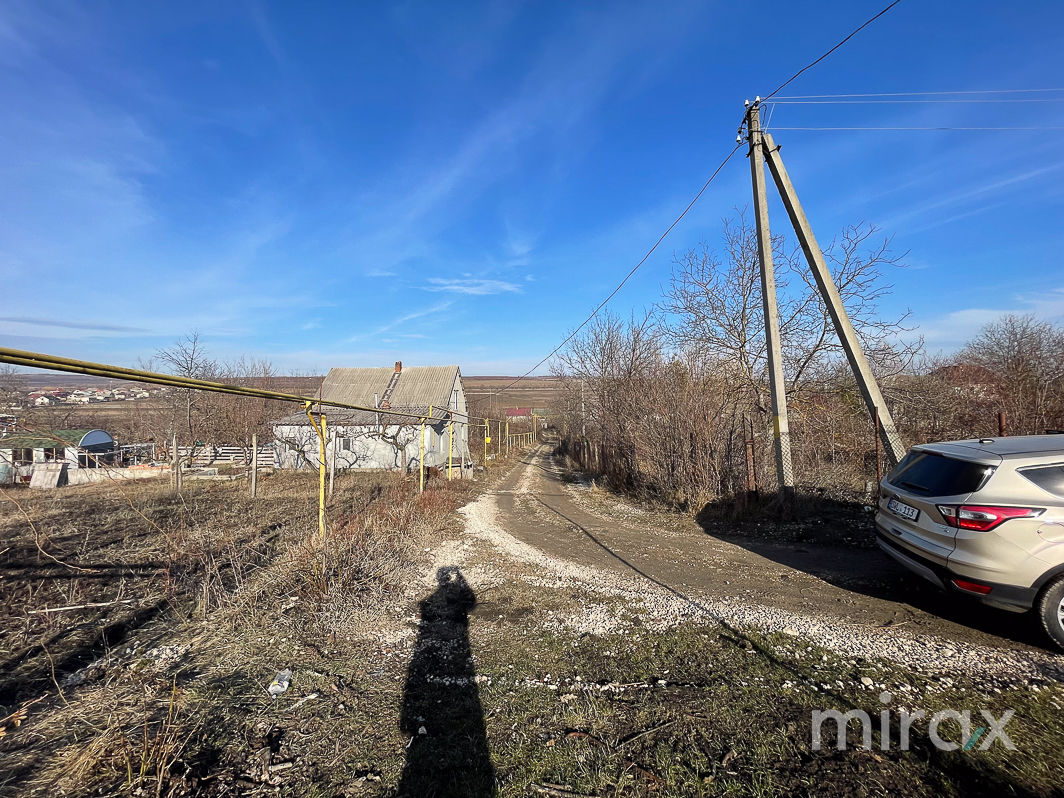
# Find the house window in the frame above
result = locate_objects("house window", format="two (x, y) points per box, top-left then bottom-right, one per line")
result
(340, 437), (352, 451)
(12, 448), (32, 465)
(43, 448), (63, 462)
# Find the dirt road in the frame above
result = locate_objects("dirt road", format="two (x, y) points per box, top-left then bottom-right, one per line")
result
(5, 448), (1061, 796)
(466, 443), (1064, 683)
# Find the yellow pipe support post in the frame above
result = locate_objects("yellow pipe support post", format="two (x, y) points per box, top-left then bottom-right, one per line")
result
(321, 414), (328, 528)
(419, 418), (425, 493)
(304, 402), (327, 545)
(483, 423), (487, 464)
(448, 413), (454, 480)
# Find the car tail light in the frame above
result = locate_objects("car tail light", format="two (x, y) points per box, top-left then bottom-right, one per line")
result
(936, 504), (1045, 532)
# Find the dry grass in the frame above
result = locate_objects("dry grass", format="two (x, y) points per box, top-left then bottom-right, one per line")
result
(0, 459), (493, 795)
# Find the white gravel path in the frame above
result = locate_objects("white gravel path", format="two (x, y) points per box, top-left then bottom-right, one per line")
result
(453, 459), (1064, 687)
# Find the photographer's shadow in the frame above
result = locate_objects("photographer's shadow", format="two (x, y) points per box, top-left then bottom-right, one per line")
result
(398, 567), (494, 796)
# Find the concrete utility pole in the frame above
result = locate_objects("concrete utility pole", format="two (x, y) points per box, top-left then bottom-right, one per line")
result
(760, 131), (905, 466)
(747, 103), (795, 492)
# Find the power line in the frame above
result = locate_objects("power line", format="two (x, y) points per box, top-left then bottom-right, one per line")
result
(772, 88), (1064, 99)
(764, 125), (1064, 131)
(763, 0), (903, 101)
(488, 143), (743, 399)
(766, 98), (1064, 104)
(491, 1), (902, 400)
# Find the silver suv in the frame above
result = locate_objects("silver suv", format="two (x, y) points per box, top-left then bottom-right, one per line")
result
(876, 435), (1064, 648)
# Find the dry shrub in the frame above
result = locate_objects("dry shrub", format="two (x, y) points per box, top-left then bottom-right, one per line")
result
(0, 468), (476, 794)
(44, 678), (201, 797)
(227, 474), (473, 635)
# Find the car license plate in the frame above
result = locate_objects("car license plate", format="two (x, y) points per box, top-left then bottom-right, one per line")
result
(888, 497), (920, 522)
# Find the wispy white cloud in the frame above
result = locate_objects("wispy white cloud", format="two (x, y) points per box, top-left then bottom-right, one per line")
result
(349, 300), (455, 342)
(331, 4), (701, 275)
(876, 163), (1064, 235)
(916, 285), (1064, 353)
(424, 278), (521, 295)
(0, 316), (147, 333)
(265, 345), (541, 376)
(245, 0), (287, 70)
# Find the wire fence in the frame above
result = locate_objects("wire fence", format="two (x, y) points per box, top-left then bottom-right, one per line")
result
(0, 346), (545, 549)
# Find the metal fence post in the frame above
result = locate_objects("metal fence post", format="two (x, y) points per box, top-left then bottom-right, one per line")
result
(172, 433), (182, 495)
(744, 426), (756, 494)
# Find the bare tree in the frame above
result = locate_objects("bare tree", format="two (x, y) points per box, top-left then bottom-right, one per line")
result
(211, 356), (289, 454)
(0, 365), (21, 414)
(959, 314), (1064, 435)
(148, 332), (220, 446)
(661, 211), (919, 410)
(551, 211), (929, 503)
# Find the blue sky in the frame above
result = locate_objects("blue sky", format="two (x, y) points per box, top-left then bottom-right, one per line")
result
(2, 1), (1063, 375)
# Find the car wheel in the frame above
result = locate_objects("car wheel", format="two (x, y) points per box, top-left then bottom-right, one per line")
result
(1037, 577), (1064, 650)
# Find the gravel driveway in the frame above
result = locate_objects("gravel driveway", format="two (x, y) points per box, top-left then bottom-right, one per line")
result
(459, 444), (1064, 686)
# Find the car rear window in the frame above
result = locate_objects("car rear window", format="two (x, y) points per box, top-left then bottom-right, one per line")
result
(885, 450), (994, 497)
(1019, 464), (1064, 498)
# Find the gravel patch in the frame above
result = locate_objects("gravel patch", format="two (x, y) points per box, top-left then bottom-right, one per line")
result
(455, 466), (1064, 687)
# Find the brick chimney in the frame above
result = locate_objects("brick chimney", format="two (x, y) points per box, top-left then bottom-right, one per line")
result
(394, 361), (402, 373)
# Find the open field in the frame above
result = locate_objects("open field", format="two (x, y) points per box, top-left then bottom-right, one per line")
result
(1, 439), (1062, 796)
(5, 374), (326, 394)
(463, 376), (563, 414)
(10, 375), (553, 435)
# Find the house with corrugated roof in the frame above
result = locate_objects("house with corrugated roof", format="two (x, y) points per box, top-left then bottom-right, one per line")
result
(272, 362), (470, 475)
(0, 429), (117, 484)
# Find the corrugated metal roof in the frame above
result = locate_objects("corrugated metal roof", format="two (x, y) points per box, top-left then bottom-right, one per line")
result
(273, 366), (462, 427)
(320, 366), (459, 408)
(0, 429), (95, 449)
